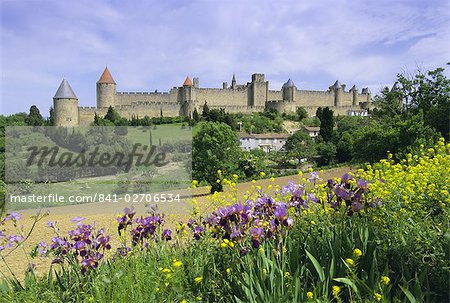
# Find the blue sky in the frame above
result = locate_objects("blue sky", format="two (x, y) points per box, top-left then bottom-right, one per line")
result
(1, 0), (449, 115)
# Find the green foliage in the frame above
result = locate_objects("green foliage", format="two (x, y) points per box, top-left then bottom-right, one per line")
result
(315, 141), (337, 167)
(352, 115), (437, 162)
(373, 67), (450, 140)
(202, 101), (210, 118)
(285, 131), (315, 164)
(192, 122), (241, 193)
(48, 107), (55, 126)
(25, 105), (44, 126)
(317, 107), (334, 142)
(296, 107), (308, 121)
(192, 107), (200, 123)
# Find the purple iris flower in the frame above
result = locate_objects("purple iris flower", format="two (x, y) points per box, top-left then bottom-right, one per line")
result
(5, 212), (21, 221)
(274, 204), (288, 219)
(162, 229), (172, 241)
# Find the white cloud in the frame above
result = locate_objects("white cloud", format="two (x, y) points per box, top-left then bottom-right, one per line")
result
(1, 0), (449, 114)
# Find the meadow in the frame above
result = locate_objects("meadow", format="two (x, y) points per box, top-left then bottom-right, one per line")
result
(0, 139), (448, 302)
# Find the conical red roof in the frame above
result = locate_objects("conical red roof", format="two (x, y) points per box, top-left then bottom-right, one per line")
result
(97, 67), (116, 84)
(183, 76), (193, 86)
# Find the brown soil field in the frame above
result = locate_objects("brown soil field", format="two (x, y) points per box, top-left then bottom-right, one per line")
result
(0, 166), (353, 280)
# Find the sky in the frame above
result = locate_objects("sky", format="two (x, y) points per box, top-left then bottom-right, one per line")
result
(1, 0), (449, 115)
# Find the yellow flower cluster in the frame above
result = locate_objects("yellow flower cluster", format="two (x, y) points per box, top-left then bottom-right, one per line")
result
(360, 139), (450, 216)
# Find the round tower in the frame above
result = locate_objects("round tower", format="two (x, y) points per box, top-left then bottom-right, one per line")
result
(180, 76), (195, 116)
(96, 67), (116, 108)
(332, 80), (343, 106)
(349, 85), (358, 106)
(53, 79), (79, 126)
(282, 78), (296, 101)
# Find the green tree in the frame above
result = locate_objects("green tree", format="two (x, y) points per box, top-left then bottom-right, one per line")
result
(373, 67), (450, 139)
(48, 106), (55, 126)
(25, 105), (44, 126)
(202, 102), (210, 118)
(315, 141), (336, 167)
(284, 131), (315, 165)
(192, 107), (200, 123)
(192, 122), (241, 193)
(296, 107), (308, 121)
(317, 107), (333, 142)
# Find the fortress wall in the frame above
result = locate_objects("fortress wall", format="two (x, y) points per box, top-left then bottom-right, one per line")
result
(268, 90), (282, 101)
(115, 89), (179, 106)
(196, 88), (248, 107)
(116, 102), (180, 118)
(341, 92), (354, 106)
(296, 90), (334, 107)
(209, 104), (265, 114)
(357, 93), (370, 103)
(266, 101), (296, 113)
(78, 107), (107, 126)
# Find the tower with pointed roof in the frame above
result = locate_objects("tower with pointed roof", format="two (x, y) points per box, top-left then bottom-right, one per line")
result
(332, 80), (343, 107)
(53, 79), (79, 126)
(97, 67), (116, 108)
(231, 74), (236, 90)
(349, 85), (358, 106)
(282, 78), (296, 102)
(180, 76), (196, 117)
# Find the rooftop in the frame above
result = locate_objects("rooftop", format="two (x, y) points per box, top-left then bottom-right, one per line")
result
(54, 79), (77, 99)
(183, 76), (193, 86)
(239, 132), (289, 139)
(97, 67), (116, 84)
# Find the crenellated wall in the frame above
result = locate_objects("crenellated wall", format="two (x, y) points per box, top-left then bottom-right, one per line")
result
(56, 72), (373, 126)
(196, 87), (248, 107)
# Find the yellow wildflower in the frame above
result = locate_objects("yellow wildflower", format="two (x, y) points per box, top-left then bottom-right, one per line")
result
(226, 268), (231, 274)
(173, 260), (183, 268)
(345, 258), (355, 266)
(374, 293), (382, 301)
(161, 268), (171, 273)
(306, 291), (313, 299)
(332, 285), (341, 297)
(194, 276), (203, 284)
(381, 275), (390, 285)
(353, 248), (362, 258)
(260, 171), (266, 178)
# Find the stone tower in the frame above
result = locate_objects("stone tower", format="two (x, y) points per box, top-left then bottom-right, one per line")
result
(96, 67), (116, 108)
(180, 76), (196, 116)
(249, 73), (267, 107)
(282, 78), (296, 101)
(332, 80), (343, 106)
(349, 85), (358, 106)
(231, 74), (236, 89)
(53, 79), (79, 126)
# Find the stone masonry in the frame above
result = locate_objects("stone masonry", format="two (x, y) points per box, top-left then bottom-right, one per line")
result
(54, 67), (372, 126)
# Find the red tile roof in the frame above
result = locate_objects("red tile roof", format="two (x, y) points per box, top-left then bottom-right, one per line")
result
(97, 67), (116, 84)
(183, 76), (193, 86)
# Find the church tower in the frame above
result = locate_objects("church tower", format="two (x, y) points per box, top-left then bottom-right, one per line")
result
(96, 67), (116, 108)
(53, 79), (79, 126)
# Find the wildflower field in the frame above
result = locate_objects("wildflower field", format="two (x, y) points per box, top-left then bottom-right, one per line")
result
(0, 139), (449, 302)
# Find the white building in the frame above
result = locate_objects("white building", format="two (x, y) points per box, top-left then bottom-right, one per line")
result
(239, 133), (289, 152)
(347, 109), (369, 117)
(301, 126), (320, 138)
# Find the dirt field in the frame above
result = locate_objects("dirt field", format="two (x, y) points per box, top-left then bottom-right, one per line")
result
(0, 166), (352, 280)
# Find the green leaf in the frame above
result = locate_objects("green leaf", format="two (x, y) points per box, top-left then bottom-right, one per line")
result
(305, 249), (325, 282)
(399, 285), (417, 303)
(333, 278), (359, 295)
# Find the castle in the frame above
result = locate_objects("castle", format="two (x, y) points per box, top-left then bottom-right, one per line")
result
(53, 67), (371, 126)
